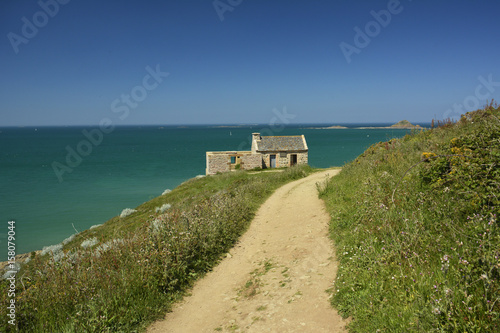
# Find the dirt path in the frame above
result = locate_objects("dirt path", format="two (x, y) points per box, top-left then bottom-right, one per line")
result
(147, 169), (348, 332)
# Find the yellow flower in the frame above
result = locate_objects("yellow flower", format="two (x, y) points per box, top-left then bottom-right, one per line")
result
(421, 152), (437, 160)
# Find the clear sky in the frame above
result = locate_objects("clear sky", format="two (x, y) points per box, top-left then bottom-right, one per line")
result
(1, 0), (499, 126)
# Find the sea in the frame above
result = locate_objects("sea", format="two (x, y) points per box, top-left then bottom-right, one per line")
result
(0, 124), (422, 260)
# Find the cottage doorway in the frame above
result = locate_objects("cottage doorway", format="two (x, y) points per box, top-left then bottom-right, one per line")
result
(290, 154), (297, 166)
(270, 154), (276, 168)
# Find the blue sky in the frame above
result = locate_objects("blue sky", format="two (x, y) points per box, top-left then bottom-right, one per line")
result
(1, 0), (499, 126)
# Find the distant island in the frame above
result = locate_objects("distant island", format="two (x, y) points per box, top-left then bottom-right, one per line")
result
(305, 125), (348, 129)
(390, 120), (422, 129)
(307, 120), (423, 130)
(356, 120), (423, 129)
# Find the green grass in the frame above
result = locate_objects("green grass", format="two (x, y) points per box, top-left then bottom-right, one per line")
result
(0, 165), (313, 333)
(320, 105), (500, 331)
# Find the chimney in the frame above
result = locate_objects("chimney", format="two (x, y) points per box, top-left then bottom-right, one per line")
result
(251, 133), (261, 153)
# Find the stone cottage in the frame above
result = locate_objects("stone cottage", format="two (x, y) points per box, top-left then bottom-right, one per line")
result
(206, 133), (308, 175)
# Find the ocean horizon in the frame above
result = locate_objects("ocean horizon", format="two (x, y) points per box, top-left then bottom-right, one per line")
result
(0, 124), (419, 260)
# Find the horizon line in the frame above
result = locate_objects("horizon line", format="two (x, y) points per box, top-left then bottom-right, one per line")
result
(0, 121), (433, 128)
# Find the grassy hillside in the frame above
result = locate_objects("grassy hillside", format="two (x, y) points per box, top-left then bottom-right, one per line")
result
(0, 166), (313, 332)
(320, 105), (499, 331)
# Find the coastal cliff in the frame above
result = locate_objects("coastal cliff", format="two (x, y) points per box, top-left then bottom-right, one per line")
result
(319, 105), (500, 331)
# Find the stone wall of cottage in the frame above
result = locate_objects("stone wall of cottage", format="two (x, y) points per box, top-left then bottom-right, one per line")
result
(207, 151), (308, 175)
(206, 152), (264, 175)
(297, 152), (308, 165)
(240, 154), (262, 170)
(206, 153), (230, 175)
(261, 151), (308, 169)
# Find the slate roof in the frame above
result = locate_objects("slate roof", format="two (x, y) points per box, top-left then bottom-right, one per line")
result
(255, 135), (307, 152)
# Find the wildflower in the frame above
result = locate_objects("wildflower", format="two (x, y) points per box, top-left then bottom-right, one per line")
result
(155, 203), (171, 214)
(120, 208), (137, 218)
(62, 234), (76, 245)
(81, 237), (98, 249)
(422, 152), (437, 161)
(432, 308), (441, 315)
(41, 244), (63, 256)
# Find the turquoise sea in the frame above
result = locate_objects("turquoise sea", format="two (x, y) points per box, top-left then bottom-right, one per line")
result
(0, 125), (419, 260)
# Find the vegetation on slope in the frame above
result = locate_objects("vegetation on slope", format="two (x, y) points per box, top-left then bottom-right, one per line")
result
(320, 104), (499, 331)
(0, 165), (312, 332)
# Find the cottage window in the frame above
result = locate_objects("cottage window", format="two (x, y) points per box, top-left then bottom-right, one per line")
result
(230, 156), (236, 164)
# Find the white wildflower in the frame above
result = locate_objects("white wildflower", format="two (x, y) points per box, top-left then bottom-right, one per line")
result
(2, 263), (20, 279)
(81, 237), (98, 249)
(120, 208), (137, 218)
(155, 203), (171, 214)
(41, 244), (63, 256)
(62, 234), (76, 245)
(52, 251), (66, 262)
(162, 189), (172, 195)
(95, 243), (110, 256)
(150, 218), (164, 234)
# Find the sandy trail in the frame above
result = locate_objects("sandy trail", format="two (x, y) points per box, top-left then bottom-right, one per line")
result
(147, 169), (347, 332)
